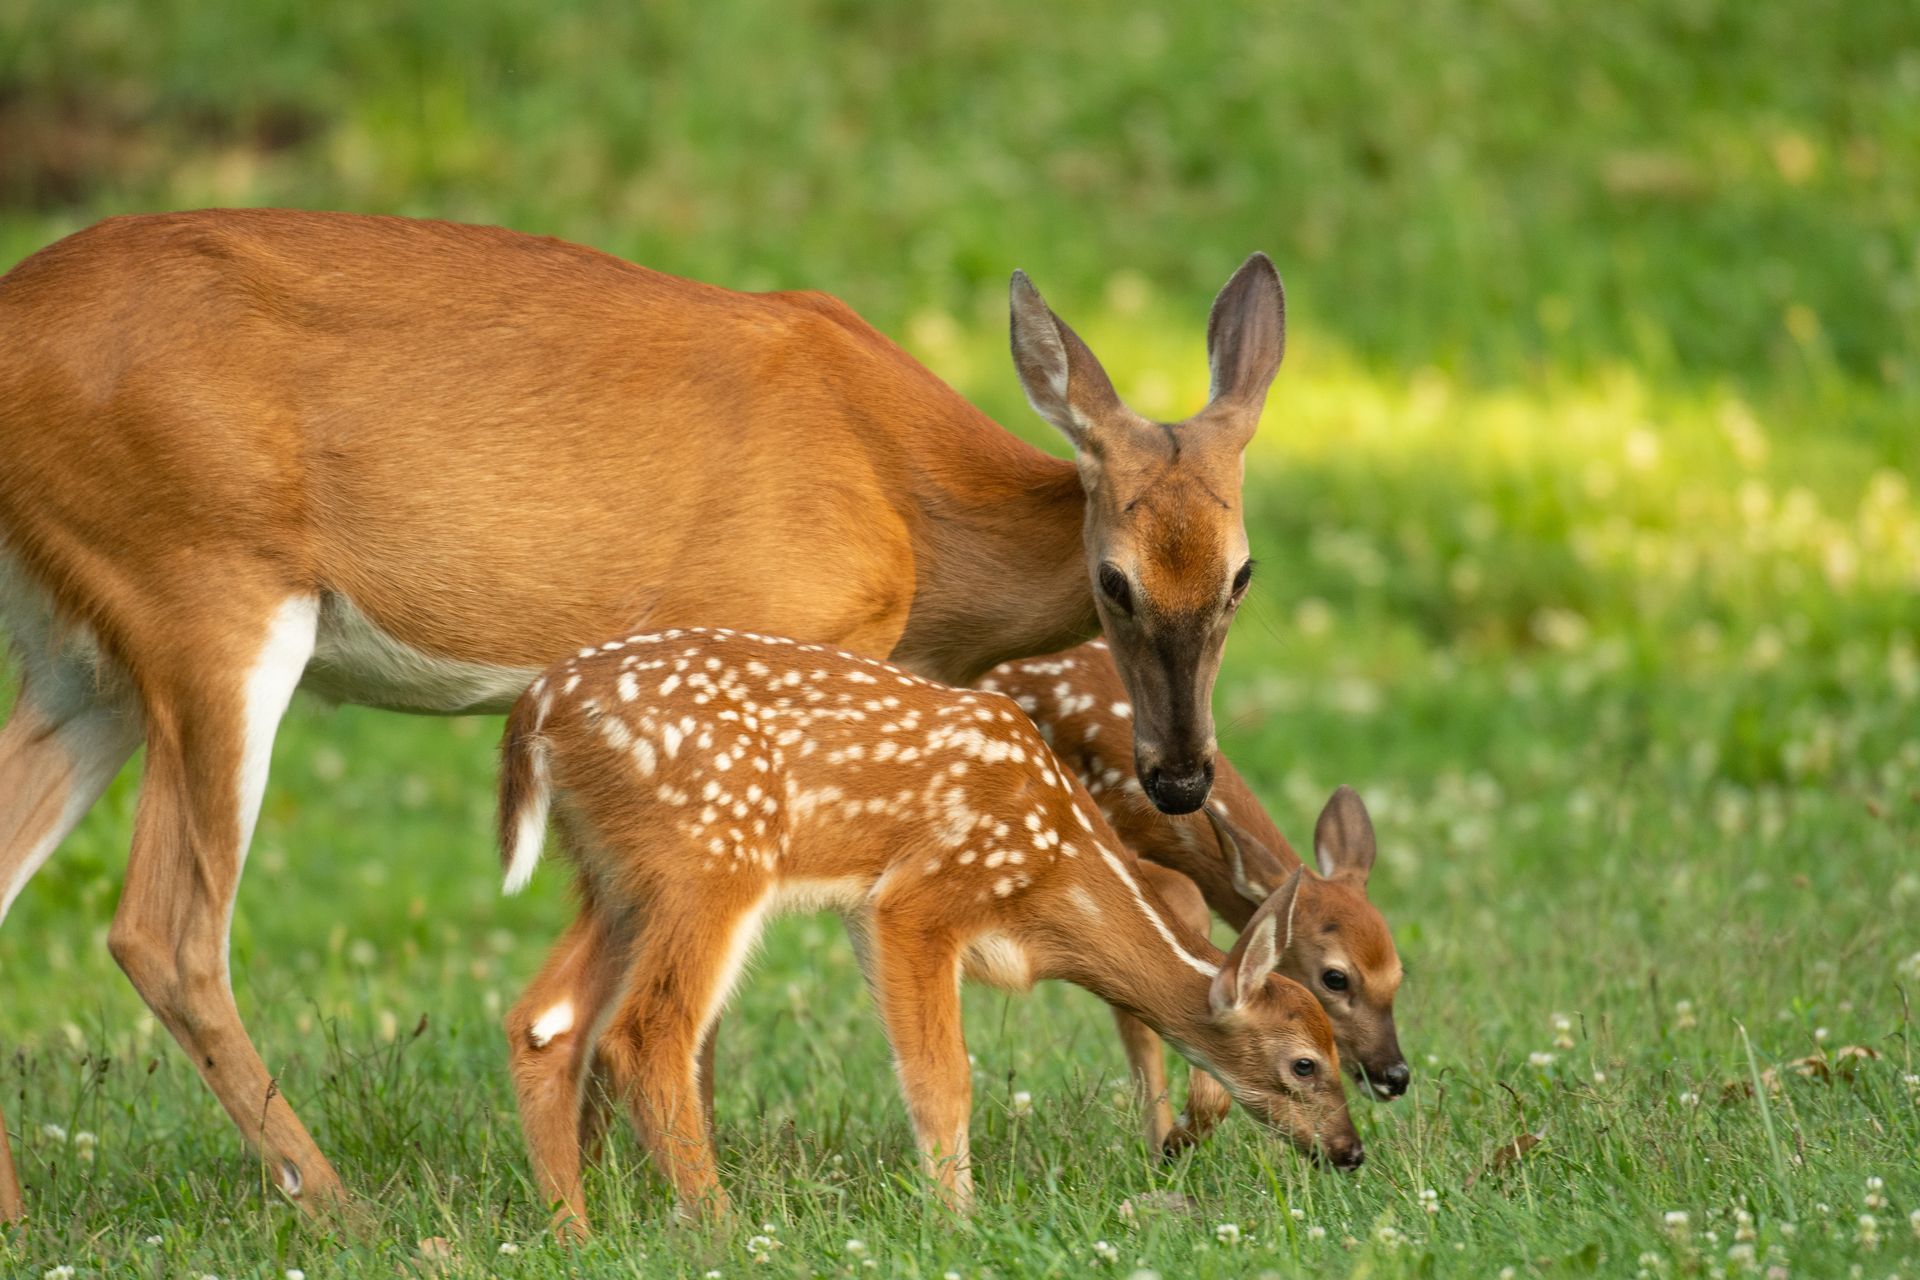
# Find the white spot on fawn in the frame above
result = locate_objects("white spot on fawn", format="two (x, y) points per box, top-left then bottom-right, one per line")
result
(529, 1001), (574, 1048)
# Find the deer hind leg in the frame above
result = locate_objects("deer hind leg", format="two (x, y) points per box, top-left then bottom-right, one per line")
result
(602, 891), (766, 1219)
(0, 685), (142, 1221)
(103, 595), (349, 1215)
(506, 899), (634, 1240)
(1133, 862), (1233, 1155)
(868, 912), (972, 1212)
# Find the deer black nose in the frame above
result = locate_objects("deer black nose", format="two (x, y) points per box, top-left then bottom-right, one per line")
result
(1144, 759), (1214, 815)
(1334, 1139), (1366, 1171)
(1381, 1062), (1411, 1098)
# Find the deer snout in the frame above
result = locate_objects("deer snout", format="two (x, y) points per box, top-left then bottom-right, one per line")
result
(1331, 1137), (1366, 1171)
(1142, 756), (1214, 815)
(1376, 1061), (1411, 1099)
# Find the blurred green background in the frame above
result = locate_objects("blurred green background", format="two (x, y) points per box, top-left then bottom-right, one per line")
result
(1, 2), (1917, 1276)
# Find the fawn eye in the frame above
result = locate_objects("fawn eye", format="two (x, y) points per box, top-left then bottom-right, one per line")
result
(1291, 1057), (1317, 1079)
(1322, 969), (1349, 991)
(1230, 559), (1254, 600)
(1098, 563), (1134, 616)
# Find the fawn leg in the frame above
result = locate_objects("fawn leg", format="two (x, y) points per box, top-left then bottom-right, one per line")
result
(506, 902), (632, 1239)
(870, 913), (972, 1212)
(606, 893), (766, 1218)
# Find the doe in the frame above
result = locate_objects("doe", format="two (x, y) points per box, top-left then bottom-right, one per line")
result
(497, 628), (1361, 1228)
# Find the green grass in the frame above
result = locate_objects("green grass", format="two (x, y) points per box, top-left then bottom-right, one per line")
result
(3, 0), (1919, 1275)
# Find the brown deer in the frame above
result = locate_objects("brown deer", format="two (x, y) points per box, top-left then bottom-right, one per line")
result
(497, 628), (1361, 1229)
(0, 210), (1287, 1219)
(980, 641), (1407, 1149)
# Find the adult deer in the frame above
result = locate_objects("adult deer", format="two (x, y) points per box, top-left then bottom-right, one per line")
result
(0, 210), (1286, 1219)
(497, 628), (1359, 1228)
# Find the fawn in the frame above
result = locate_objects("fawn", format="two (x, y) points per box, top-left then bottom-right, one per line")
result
(979, 640), (1407, 1151)
(497, 628), (1360, 1227)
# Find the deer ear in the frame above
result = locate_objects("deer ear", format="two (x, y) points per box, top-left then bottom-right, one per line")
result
(1204, 806), (1273, 906)
(1009, 270), (1125, 452)
(1313, 785), (1376, 885)
(1209, 866), (1304, 1015)
(1205, 252), (1286, 419)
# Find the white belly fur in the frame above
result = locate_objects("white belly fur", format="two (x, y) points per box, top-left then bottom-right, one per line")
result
(301, 593), (537, 715)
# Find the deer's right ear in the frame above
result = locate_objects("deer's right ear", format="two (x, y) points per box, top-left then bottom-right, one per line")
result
(1209, 866), (1304, 1015)
(1313, 785), (1377, 885)
(1009, 270), (1124, 452)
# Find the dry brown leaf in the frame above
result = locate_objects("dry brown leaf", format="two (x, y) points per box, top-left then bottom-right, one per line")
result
(1465, 1131), (1543, 1189)
(411, 1236), (459, 1276)
(1735, 1045), (1881, 1100)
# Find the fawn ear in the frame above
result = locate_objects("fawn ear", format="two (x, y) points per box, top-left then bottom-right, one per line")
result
(1009, 270), (1126, 453)
(1313, 785), (1377, 885)
(1205, 252), (1286, 420)
(1204, 806), (1276, 906)
(1210, 866), (1305, 1015)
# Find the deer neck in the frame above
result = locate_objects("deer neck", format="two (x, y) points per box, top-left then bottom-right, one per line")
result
(890, 424), (1099, 684)
(1036, 871), (1228, 1062)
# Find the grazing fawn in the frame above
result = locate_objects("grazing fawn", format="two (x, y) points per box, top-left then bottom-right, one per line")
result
(498, 629), (1361, 1228)
(979, 641), (1407, 1150)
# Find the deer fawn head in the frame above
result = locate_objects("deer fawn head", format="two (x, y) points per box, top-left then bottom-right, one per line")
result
(1008, 255), (1285, 816)
(1198, 869), (1364, 1169)
(1210, 787), (1408, 1099)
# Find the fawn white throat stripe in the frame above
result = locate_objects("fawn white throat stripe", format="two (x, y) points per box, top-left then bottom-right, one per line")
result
(1095, 845), (1218, 977)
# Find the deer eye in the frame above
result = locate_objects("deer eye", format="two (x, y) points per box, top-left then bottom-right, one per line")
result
(1322, 969), (1349, 991)
(1230, 559), (1254, 600)
(1098, 563), (1134, 616)
(1291, 1057), (1316, 1079)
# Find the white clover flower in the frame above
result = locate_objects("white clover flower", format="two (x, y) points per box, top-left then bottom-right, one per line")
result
(1727, 1241), (1757, 1270)
(1813, 1026), (1828, 1043)
(1677, 1090), (1700, 1106)
(287, 1271), (306, 1280)
(1419, 1187), (1440, 1214)
(1665, 1210), (1691, 1232)
(1499, 1268), (1516, 1280)
(705, 1271), (722, 1280)
(498, 1242), (520, 1255)
(1214, 1222), (1241, 1245)
(1374, 1224), (1404, 1250)
(761, 1222), (778, 1233)
(944, 1273), (962, 1280)
(1673, 1000), (1698, 1030)
(1529, 1051), (1556, 1068)
(144, 1235), (162, 1246)
(40, 1124), (67, 1143)
(1126, 1271), (1160, 1280)
(1593, 1070), (1609, 1084)
(1307, 1225), (1327, 1241)
(1093, 1240), (1119, 1263)
(1010, 1090), (1033, 1117)
(1908, 1206), (1920, 1239)
(748, 1235), (774, 1253)
(1898, 950), (1920, 982)
(44, 1268), (77, 1280)
(1856, 1213), (1879, 1250)
(1778, 1221), (1796, 1237)
(1865, 1176), (1888, 1210)
(844, 1239), (867, 1257)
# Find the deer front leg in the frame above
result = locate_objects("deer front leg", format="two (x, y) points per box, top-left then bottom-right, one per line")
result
(506, 903), (632, 1240)
(870, 917), (972, 1212)
(1112, 1008), (1177, 1152)
(1135, 862), (1233, 1153)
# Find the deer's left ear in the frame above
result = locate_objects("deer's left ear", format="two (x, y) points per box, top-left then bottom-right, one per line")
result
(1205, 806), (1286, 906)
(1204, 252), (1286, 421)
(1209, 866), (1304, 1015)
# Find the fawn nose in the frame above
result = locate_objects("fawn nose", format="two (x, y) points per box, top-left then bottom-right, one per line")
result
(1379, 1062), (1411, 1098)
(1333, 1139), (1366, 1171)
(1144, 758), (1214, 815)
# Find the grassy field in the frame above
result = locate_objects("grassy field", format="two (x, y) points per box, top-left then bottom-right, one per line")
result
(3, 1), (1919, 1276)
